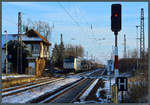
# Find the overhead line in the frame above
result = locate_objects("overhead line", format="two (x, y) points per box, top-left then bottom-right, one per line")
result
(58, 2), (80, 27)
(76, 6), (95, 36)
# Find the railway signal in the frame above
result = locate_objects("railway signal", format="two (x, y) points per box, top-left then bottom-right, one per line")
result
(111, 4), (122, 77)
(111, 4), (122, 33)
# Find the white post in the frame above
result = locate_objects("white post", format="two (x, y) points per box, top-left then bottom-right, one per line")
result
(4, 30), (8, 75)
(114, 46), (119, 77)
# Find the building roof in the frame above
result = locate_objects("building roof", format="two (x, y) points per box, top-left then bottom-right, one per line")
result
(2, 29), (51, 48)
(26, 29), (51, 45)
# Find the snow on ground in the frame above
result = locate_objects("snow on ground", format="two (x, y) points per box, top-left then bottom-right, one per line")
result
(2, 74), (35, 80)
(66, 69), (101, 78)
(2, 77), (80, 103)
(104, 77), (116, 90)
(81, 69), (102, 78)
(95, 76), (116, 103)
(80, 79), (99, 102)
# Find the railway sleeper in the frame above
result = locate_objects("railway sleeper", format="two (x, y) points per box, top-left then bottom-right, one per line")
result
(26, 78), (84, 103)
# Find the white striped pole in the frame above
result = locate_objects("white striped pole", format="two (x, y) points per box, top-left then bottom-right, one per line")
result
(114, 33), (119, 77)
(114, 46), (119, 77)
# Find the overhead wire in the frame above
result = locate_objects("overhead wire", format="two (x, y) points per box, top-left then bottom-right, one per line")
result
(57, 2), (92, 44)
(76, 6), (105, 44)
(58, 2), (80, 27)
(76, 6), (94, 35)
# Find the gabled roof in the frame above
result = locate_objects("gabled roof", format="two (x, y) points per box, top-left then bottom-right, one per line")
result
(26, 29), (51, 45)
(2, 29), (51, 48)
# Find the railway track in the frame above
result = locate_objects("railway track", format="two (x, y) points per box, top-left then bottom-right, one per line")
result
(27, 78), (95, 103)
(2, 77), (53, 92)
(39, 69), (105, 103)
(50, 78), (95, 103)
(2, 77), (64, 97)
(2, 68), (106, 104)
(26, 78), (84, 103)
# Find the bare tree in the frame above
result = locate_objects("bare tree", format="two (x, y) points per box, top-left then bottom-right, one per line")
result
(23, 19), (53, 39)
(64, 44), (84, 58)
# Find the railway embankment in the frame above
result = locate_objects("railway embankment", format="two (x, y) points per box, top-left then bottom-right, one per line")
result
(2, 74), (36, 89)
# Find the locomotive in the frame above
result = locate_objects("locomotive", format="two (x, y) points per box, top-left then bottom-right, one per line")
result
(63, 57), (96, 73)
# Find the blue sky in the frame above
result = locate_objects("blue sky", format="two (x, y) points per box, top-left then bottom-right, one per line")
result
(2, 2), (148, 64)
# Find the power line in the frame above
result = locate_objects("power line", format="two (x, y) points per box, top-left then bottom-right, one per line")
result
(76, 6), (95, 36)
(58, 2), (94, 45)
(75, 6), (106, 44)
(58, 2), (80, 27)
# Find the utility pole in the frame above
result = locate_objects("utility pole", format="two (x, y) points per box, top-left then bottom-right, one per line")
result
(91, 54), (93, 61)
(123, 34), (127, 58)
(60, 33), (63, 44)
(71, 38), (77, 57)
(111, 46), (114, 60)
(17, 12), (23, 74)
(140, 8), (145, 59)
(136, 25), (140, 72)
(128, 49), (130, 58)
(4, 30), (8, 75)
(87, 51), (88, 60)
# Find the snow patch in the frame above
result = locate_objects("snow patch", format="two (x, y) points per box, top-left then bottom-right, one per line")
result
(2, 78), (80, 103)
(2, 75), (34, 80)
(80, 79), (99, 102)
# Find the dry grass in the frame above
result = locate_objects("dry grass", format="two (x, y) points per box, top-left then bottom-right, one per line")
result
(125, 70), (148, 103)
(2, 77), (36, 89)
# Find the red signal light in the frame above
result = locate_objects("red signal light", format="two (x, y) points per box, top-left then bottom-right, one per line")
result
(114, 13), (118, 17)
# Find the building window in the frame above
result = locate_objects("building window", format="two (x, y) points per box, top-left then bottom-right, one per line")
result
(26, 44), (40, 54)
(33, 44), (40, 54)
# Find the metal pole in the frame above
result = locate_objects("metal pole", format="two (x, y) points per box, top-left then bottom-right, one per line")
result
(87, 51), (88, 60)
(114, 32), (119, 77)
(76, 47), (77, 57)
(136, 25), (140, 72)
(109, 75), (111, 95)
(4, 30), (8, 75)
(124, 34), (127, 58)
(115, 34), (117, 46)
(121, 91), (124, 103)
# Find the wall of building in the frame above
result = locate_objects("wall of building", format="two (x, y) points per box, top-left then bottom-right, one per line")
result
(40, 42), (50, 59)
(40, 42), (44, 58)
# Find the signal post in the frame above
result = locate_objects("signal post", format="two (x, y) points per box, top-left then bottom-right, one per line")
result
(111, 4), (121, 103)
(111, 4), (121, 77)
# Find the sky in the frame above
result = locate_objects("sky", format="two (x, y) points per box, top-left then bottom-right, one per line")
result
(2, 2), (148, 64)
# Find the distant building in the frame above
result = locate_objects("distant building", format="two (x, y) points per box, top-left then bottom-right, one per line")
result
(2, 29), (51, 76)
(106, 60), (114, 75)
